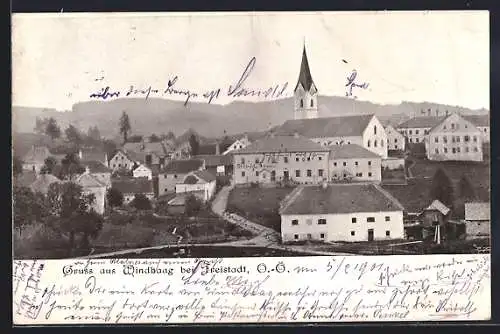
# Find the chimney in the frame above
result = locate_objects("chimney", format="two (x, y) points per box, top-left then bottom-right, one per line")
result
(78, 149), (83, 160)
(215, 142), (220, 155)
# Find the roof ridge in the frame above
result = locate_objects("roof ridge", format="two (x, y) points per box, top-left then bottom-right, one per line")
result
(372, 183), (405, 211)
(279, 186), (304, 214)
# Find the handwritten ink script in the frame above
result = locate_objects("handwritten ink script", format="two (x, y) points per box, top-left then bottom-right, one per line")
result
(345, 69), (369, 98)
(12, 255), (490, 324)
(88, 57), (289, 106)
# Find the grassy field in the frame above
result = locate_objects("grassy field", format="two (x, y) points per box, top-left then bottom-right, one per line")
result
(383, 156), (490, 214)
(226, 186), (295, 232)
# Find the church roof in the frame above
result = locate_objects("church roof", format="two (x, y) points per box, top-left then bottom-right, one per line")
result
(276, 114), (375, 138)
(295, 45), (315, 91)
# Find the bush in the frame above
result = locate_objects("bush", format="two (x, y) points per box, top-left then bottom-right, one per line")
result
(92, 223), (155, 249)
(185, 194), (203, 216)
(130, 194), (152, 210)
(107, 211), (135, 225)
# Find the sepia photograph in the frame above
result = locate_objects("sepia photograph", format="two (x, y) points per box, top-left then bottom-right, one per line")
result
(12, 11), (490, 261)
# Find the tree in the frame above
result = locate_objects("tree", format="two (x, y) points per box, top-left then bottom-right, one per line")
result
(149, 133), (160, 142)
(128, 135), (143, 143)
(430, 168), (454, 206)
(119, 111), (131, 143)
(13, 185), (48, 235)
(185, 194), (202, 216)
(458, 175), (476, 201)
(41, 156), (58, 174)
(106, 187), (124, 207)
(130, 194), (152, 210)
(60, 153), (85, 180)
(164, 131), (176, 140)
(87, 126), (101, 141)
(13, 156), (23, 176)
(45, 117), (61, 141)
(65, 124), (82, 146)
(34, 117), (49, 135)
(46, 182), (101, 250)
(189, 134), (200, 156)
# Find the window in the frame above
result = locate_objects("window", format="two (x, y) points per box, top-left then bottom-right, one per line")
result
(435, 148), (439, 154)
(294, 234), (299, 240)
(318, 156), (322, 161)
(457, 147), (461, 153)
(395, 138), (398, 143)
(473, 136), (477, 142)
(443, 136), (448, 143)
(121, 156), (124, 160)
(300, 99), (303, 108)
(318, 169), (324, 177)
(255, 158), (259, 163)
(374, 125), (377, 135)
(356, 172), (363, 177)
(351, 231), (355, 236)
(386, 231), (390, 237)
(241, 171), (245, 177)
(409, 130), (413, 135)
(255, 171), (259, 177)
(456, 136), (461, 143)
(296, 157), (299, 162)
(368, 161), (372, 166)
(452, 148), (456, 154)
(395, 145), (398, 149)
(310, 99), (314, 107)
(343, 162), (347, 167)
(368, 172), (372, 177)
(295, 170), (301, 177)
(320, 233), (325, 239)
(466, 147), (469, 153)
(307, 233), (312, 239)
(292, 219), (298, 226)
(451, 123), (455, 130)
(409, 138), (413, 143)
(307, 169), (312, 177)
(284, 157), (289, 163)
(118, 163), (121, 167)
(343, 173), (347, 178)
(474, 147), (479, 152)
(424, 130), (429, 134)
(415, 138), (419, 143)
(416, 130), (419, 135)
(385, 216), (390, 221)
(374, 140), (378, 147)
(164, 188), (168, 192)
(444, 148), (448, 153)
(367, 217), (375, 222)
(352, 217), (357, 223)
(113, 164), (116, 168)
(318, 219), (326, 225)
(484, 128), (487, 133)
(333, 162), (337, 167)
(307, 157), (311, 161)
(367, 140), (371, 147)
(434, 137), (439, 143)
(443, 125), (447, 130)
(241, 158), (245, 164)
(355, 161), (358, 166)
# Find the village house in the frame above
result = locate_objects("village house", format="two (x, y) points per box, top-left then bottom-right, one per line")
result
(75, 169), (107, 214)
(384, 125), (406, 151)
(78, 148), (108, 167)
(418, 199), (451, 241)
(232, 134), (330, 185)
(329, 144), (382, 182)
(194, 154), (233, 176)
(79, 160), (112, 188)
(425, 113), (483, 162)
(222, 135), (251, 155)
(122, 138), (167, 166)
(463, 114), (490, 143)
(464, 202), (490, 239)
(22, 145), (52, 173)
(111, 178), (155, 204)
(175, 170), (217, 202)
(133, 164), (153, 180)
(277, 114), (388, 159)
(158, 159), (205, 196)
(108, 150), (137, 171)
(279, 183), (405, 243)
(29, 173), (62, 195)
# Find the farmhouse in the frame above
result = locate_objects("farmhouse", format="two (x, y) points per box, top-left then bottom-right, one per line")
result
(425, 113), (483, 162)
(276, 114), (388, 158)
(329, 144), (382, 182)
(232, 134), (330, 185)
(175, 170), (217, 202)
(133, 164), (153, 180)
(279, 183), (404, 243)
(396, 116), (444, 144)
(464, 202), (490, 239)
(384, 125), (405, 151)
(108, 150), (137, 171)
(158, 159), (205, 196)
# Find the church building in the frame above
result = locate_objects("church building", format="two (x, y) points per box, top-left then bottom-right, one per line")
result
(294, 45), (319, 120)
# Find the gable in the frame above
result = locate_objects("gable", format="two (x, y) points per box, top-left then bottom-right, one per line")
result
(429, 114), (481, 135)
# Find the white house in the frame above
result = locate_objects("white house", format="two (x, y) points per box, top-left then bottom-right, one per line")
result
(276, 114), (388, 159)
(329, 144), (382, 182)
(464, 202), (490, 239)
(133, 164), (153, 180)
(75, 170), (107, 214)
(158, 159), (205, 196)
(232, 134), (330, 185)
(425, 113), (483, 162)
(222, 135), (251, 155)
(279, 183), (404, 243)
(384, 125), (406, 151)
(108, 150), (137, 171)
(463, 115), (490, 143)
(175, 170), (217, 202)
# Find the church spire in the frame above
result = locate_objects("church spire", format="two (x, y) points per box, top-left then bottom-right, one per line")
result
(295, 44), (315, 92)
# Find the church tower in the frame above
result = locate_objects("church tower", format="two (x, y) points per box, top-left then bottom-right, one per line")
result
(294, 44), (318, 120)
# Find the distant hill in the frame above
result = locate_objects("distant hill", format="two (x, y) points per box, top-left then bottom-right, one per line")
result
(12, 96), (488, 139)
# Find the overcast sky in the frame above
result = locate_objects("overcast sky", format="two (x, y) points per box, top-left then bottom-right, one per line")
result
(12, 11), (489, 111)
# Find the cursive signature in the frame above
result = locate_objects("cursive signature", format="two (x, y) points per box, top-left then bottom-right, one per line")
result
(345, 69), (369, 98)
(88, 57), (289, 106)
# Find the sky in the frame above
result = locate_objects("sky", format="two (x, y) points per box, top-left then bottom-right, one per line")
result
(12, 11), (489, 111)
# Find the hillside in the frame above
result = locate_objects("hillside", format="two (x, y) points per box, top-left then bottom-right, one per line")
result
(12, 96), (488, 139)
